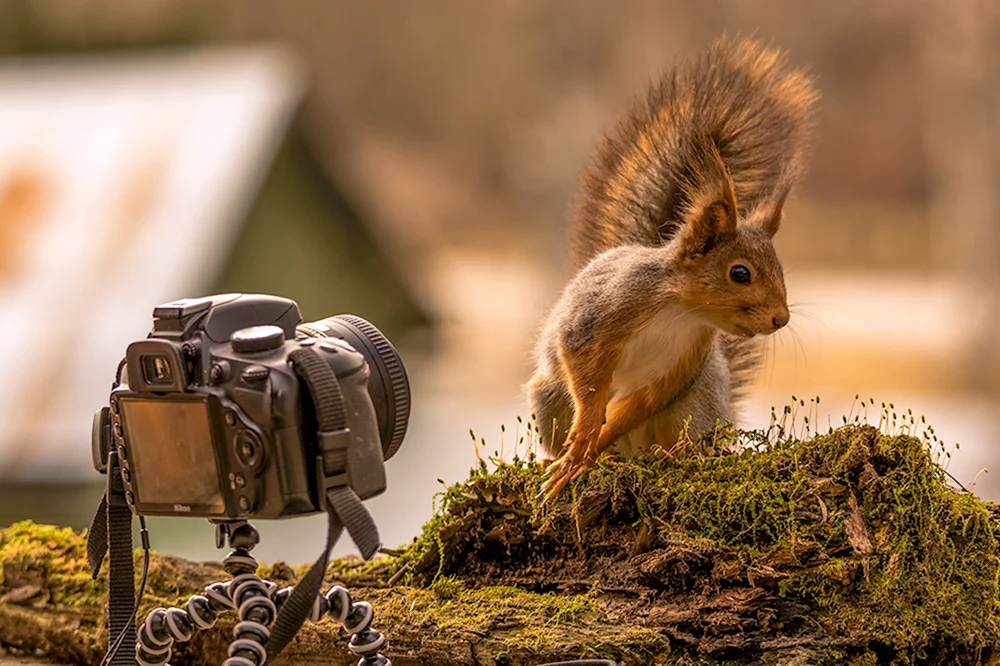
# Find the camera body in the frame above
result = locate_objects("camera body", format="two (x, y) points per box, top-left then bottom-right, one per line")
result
(92, 293), (409, 520)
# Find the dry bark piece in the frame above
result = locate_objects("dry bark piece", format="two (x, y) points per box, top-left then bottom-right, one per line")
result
(845, 493), (873, 556)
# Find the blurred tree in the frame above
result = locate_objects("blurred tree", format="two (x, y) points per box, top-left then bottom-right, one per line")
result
(916, 0), (1000, 391)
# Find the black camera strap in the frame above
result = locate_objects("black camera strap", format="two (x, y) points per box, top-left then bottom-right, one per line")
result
(265, 348), (381, 663)
(86, 453), (136, 666)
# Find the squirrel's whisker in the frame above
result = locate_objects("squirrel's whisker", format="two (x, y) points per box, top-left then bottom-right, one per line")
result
(789, 309), (834, 337)
(787, 325), (812, 381)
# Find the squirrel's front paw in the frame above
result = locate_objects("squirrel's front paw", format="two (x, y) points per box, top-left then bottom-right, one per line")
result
(541, 441), (597, 500)
(540, 459), (574, 500)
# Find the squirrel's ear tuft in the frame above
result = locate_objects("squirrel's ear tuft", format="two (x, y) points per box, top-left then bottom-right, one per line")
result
(677, 146), (738, 257)
(756, 182), (792, 237)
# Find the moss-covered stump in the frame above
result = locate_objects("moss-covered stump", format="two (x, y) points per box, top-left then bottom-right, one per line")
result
(394, 424), (1000, 665)
(2, 424), (1000, 665)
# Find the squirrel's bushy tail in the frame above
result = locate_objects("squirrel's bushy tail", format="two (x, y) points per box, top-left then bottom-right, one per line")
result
(571, 36), (817, 403)
(571, 35), (818, 267)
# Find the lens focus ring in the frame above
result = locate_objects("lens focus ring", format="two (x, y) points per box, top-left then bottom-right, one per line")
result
(298, 315), (411, 460)
(331, 315), (410, 460)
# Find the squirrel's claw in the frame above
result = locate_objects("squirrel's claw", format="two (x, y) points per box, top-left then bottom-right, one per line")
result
(540, 467), (572, 500)
(540, 441), (597, 501)
(540, 455), (573, 500)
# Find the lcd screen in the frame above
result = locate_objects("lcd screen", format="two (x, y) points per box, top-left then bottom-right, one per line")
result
(119, 397), (224, 513)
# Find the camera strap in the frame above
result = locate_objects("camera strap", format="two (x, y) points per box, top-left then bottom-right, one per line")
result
(265, 348), (381, 663)
(86, 454), (136, 666)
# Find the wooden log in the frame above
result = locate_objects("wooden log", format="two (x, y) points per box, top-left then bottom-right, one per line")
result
(2, 423), (1000, 665)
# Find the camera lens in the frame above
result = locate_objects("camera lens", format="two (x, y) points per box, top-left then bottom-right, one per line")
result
(297, 316), (410, 460)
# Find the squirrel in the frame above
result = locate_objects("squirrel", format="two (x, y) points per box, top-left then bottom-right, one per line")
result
(527, 36), (818, 499)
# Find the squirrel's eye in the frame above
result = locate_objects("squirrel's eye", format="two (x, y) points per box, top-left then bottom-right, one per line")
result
(729, 265), (751, 284)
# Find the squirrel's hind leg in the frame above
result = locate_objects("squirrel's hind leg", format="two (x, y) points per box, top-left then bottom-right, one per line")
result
(525, 372), (574, 458)
(652, 343), (735, 449)
(609, 421), (655, 456)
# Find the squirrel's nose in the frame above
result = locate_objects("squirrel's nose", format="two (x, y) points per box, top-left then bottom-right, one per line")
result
(771, 307), (790, 331)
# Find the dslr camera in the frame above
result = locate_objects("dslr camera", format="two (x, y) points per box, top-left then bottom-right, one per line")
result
(86, 293), (616, 666)
(91, 293), (410, 519)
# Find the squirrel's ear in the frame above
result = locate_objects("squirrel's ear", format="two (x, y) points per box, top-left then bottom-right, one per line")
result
(677, 199), (736, 257)
(757, 182), (791, 237)
(677, 153), (738, 257)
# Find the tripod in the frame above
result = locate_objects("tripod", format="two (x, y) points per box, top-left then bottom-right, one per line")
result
(132, 520), (390, 666)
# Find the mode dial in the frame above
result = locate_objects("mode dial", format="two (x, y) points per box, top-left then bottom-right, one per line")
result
(230, 325), (285, 353)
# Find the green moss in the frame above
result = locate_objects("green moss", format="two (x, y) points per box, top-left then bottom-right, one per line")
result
(373, 576), (603, 646)
(396, 423), (1000, 659)
(438, 584), (595, 633)
(431, 575), (464, 600)
(343, 578), (663, 663)
(0, 521), (95, 606)
(588, 628), (672, 663)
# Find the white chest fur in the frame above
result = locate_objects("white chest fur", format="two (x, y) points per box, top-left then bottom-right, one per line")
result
(609, 304), (708, 400)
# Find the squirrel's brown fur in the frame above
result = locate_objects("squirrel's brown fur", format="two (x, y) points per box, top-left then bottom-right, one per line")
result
(529, 37), (818, 498)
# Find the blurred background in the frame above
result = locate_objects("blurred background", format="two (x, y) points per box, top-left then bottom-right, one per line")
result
(0, 0), (998, 563)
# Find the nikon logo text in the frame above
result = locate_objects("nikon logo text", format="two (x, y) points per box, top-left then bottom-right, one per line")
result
(173, 504), (192, 512)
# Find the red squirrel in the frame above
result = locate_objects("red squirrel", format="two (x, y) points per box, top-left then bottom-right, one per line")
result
(526, 37), (818, 498)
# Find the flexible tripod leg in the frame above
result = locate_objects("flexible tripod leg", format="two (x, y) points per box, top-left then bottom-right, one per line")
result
(133, 520), (389, 666)
(134, 578), (391, 666)
(134, 546), (276, 666)
(274, 584), (390, 665)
